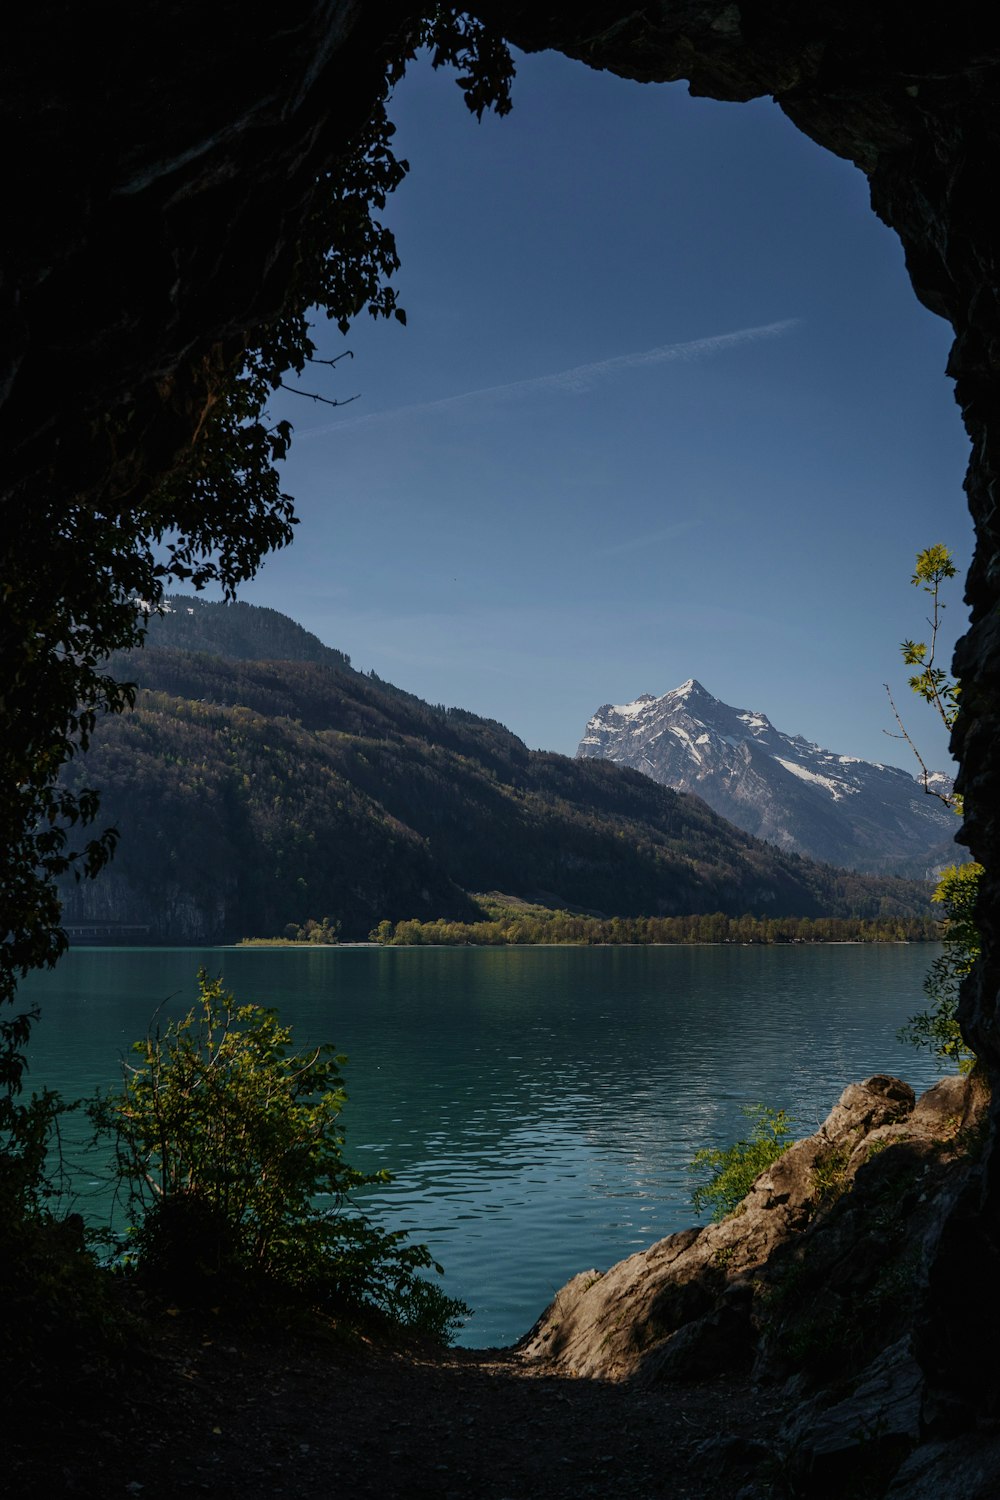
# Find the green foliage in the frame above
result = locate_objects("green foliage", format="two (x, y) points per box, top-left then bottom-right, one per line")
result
(0, 1081), (75, 1225)
(900, 861), (982, 1070)
(144, 596), (352, 668)
(901, 544), (961, 732)
(0, 7), (514, 1119)
(811, 1145), (853, 1204)
(240, 918), (342, 945)
(149, 9), (515, 610)
(0, 1001), (82, 1297)
(89, 973), (469, 1340)
(0, 1071), (121, 1387)
(284, 916), (342, 944)
(889, 545), (981, 1069)
(886, 542), (963, 810)
(689, 1105), (795, 1221)
(375, 904), (940, 947)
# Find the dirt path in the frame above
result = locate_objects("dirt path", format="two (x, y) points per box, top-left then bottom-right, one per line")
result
(11, 1317), (786, 1499)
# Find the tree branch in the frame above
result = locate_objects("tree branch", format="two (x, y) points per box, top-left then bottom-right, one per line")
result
(277, 383), (360, 409)
(883, 682), (956, 808)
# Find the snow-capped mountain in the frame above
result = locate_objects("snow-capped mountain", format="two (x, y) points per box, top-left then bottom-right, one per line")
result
(577, 680), (959, 878)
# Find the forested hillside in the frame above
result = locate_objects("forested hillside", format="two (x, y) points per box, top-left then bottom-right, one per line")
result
(142, 596), (351, 668)
(57, 600), (934, 942)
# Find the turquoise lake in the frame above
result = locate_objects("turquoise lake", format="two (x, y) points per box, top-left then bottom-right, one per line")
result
(19, 943), (945, 1348)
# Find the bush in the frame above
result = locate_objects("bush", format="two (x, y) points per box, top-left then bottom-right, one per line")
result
(689, 1105), (795, 1221)
(89, 972), (469, 1341)
(899, 861), (981, 1071)
(0, 1071), (123, 1385)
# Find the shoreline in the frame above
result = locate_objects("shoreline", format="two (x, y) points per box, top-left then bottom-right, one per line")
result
(64, 937), (938, 952)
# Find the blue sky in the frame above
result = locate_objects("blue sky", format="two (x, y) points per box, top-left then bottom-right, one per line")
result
(234, 45), (973, 774)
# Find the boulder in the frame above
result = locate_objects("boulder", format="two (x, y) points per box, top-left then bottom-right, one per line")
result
(518, 1073), (986, 1390)
(781, 1337), (923, 1495)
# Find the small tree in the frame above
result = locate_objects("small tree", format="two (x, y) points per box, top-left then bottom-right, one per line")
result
(689, 1105), (794, 1221)
(303, 916), (341, 944)
(886, 544), (982, 1070)
(90, 972), (469, 1338)
(899, 861), (980, 1070)
(884, 543), (963, 809)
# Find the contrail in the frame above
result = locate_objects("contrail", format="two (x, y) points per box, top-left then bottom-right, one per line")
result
(600, 518), (705, 557)
(300, 318), (800, 437)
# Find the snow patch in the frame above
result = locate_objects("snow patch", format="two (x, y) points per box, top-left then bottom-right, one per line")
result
(774, 756), (848, 799)
(611, 697), (655, 719)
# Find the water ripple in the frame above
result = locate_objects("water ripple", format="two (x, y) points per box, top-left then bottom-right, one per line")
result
(22, 943), (944, 1348)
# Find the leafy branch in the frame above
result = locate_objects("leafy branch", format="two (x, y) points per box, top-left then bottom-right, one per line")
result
(690, 1105), (795, 1221)
(883, 543), (961, 810)
(89, 972), (471, 1338)
(887, 545), (982, 1070)
(899, 861), (981, 1070)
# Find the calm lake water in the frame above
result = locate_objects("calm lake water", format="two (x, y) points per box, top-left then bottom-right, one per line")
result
(20, 943), (945, 1347)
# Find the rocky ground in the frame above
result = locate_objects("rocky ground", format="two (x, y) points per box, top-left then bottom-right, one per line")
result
(8, 1071), (999, 1499)
(9, 1316), (787, 1500)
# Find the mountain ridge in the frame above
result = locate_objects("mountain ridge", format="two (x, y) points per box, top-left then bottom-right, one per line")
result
(578, 679), (958, 878)
(56, 600), (935, 942)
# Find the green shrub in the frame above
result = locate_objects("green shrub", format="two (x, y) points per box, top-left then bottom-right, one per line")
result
(0, 1069), (125, 1383)
(889, 545), (980, 1073)
(899, 861), (980, 1071)
(89, 972), (469, 1341)
(689, 1105), (795, 1221)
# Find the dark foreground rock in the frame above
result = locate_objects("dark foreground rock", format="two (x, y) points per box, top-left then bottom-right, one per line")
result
(5, 0), (1000, 1455)
(8, 1318), (786, 1500)
(519, 1071), (990, 1491)
(886, 1432), (1000, 1499)
(5, 1073), (990, 1499)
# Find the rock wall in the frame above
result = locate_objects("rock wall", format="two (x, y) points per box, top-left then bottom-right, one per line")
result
(518, 1072), (989, 1489)
(58, 871), (232, 946)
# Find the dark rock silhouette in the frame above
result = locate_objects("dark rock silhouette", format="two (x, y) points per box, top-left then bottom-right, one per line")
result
(521, 1070), (989, 1488)
(4, 0), (1000, 1478)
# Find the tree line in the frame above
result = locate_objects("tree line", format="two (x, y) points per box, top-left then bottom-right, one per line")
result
(370, 909), (941, 947)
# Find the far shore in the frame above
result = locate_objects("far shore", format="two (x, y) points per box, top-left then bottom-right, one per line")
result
(226, 937), (929, 951)
(64, 936), (940, 953)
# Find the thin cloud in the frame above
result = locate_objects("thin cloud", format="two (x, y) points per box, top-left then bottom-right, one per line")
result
(599, 517), (704, 558)
(301, 318), (800, 438)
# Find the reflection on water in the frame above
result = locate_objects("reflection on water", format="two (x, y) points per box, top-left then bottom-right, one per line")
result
(21, 943), (943, 1347)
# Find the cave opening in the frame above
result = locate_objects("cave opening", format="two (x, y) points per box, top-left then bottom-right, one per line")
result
(3, 6), (1000, 1468)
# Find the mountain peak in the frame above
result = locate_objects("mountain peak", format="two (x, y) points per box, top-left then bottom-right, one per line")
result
(667, 677), (710, 701)
(606, 693), (657, 719)
(577, 681), (957, 877)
